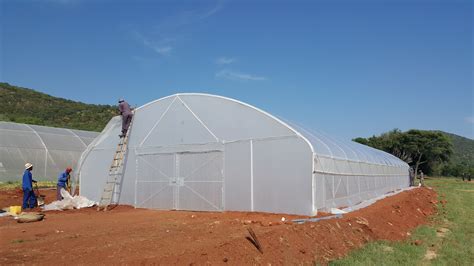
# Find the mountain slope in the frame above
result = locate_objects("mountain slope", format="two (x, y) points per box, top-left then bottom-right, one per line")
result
(0, 82), (116, 131)
(439, 131), (474, 167)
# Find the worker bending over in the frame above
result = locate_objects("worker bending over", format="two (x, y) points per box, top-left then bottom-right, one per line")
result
(22, 163), (37, 209)
(118, 98), (133, 138)
(57, 167), (72, 200)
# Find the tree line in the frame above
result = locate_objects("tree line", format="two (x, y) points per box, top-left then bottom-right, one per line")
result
(354, 129), (474, 178)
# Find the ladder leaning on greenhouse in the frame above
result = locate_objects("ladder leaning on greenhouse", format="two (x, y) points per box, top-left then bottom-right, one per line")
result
(97, 116), (133, 211)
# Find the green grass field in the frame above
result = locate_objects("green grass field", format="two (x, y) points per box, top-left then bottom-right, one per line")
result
(330, 177), (474, 265)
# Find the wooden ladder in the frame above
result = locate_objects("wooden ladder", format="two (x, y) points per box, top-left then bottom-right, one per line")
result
(97, 117), (133, 211)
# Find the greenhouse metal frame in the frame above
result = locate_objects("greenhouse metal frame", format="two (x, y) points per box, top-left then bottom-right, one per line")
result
(76, 94), (409, 216)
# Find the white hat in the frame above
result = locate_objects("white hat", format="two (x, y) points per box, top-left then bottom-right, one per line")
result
(25, 163), (33, 169)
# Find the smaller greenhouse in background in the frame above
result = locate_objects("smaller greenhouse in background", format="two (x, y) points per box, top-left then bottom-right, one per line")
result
(0, 121), (99, 181)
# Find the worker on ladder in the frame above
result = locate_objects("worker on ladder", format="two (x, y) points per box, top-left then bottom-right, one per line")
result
(118, 98), (133, 138)
(57, 167), (72, 200)
(98, 100), (133, 210)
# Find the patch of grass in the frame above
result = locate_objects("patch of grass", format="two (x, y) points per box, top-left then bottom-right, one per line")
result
(329, 226), (435, 266)
(330, 177), (474, 265)
(429, 178), (474, 265)
(0, 181), (57, 190)
(11, 239), (25, 244)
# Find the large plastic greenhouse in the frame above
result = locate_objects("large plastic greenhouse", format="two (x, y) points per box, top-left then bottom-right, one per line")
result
(76, 94), (409, 216)
(0, 122), (99, 181)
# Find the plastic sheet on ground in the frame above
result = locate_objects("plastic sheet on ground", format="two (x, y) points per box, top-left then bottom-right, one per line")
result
(42, 188), (96, 211)
(330, 208), (347, 214)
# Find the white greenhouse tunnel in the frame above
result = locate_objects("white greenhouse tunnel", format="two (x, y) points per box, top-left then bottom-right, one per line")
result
(0, 122), (99, 181)
(75, 94), (409, 216)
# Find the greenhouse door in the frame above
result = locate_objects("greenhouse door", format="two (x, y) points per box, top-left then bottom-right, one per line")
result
(136, 150), (224, 211)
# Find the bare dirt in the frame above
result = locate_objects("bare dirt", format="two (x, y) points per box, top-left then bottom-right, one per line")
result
(0, 187), (437, 265)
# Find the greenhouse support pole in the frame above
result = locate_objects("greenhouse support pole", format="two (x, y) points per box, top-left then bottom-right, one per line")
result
(250, 140), (254, 211)
(44, 150), (47, 177)
(312, 154), (316, 215)
(24, 124), (48, 178)
(134, 150), (138, 208)
(66, 129), (87, 148)
(139, 97), (177, 147)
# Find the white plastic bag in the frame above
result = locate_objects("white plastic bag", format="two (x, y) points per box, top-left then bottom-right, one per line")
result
(42, 188), (96, 211)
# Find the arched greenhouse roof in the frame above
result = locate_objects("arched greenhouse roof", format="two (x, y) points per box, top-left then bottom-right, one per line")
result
(285, 121), (407, 167)
(134, 93), (406, 168)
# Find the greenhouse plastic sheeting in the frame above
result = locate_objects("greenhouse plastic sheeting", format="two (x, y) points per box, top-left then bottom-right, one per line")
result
(0, 122), (99, 181)
(76, 94), (409, 216)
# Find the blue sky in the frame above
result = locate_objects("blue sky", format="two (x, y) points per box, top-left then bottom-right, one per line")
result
(1, 0), (472, 140)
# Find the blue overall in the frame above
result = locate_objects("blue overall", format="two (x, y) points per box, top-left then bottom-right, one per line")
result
(57, 171), (69, 200)
(22, 169), (37, 209)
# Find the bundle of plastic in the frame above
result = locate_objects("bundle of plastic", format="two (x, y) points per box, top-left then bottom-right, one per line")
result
(42, 188), (96, 211)
(16, 212), (45, 223)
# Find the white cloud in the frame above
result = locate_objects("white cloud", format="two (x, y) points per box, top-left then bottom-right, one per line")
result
(199, 1), (224, 19)
(153, 0), (224, 35)
(133, 31), (173, 56)
(153, 46), (173, 56)
(466, 116), (474, 124)
(216, 70), (266, 81)
(130, 1), (224, 58)
(216, 57), (235, 65)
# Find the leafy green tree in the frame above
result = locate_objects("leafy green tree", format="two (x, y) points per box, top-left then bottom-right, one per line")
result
(352, 137), (369, 145)
(401, 130), (453, 177)
(354, 129), (453, 176)
(356, 129), (413, 164)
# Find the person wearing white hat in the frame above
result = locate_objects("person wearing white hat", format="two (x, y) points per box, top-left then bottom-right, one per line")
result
(22, 163), (37, 209)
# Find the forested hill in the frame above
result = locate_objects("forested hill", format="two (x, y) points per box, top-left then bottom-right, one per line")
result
(0, 82), (116, 132)
(440, 131), (474, 167)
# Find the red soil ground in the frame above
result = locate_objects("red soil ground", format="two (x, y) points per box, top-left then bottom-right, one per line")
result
(0, 187), (437, 265)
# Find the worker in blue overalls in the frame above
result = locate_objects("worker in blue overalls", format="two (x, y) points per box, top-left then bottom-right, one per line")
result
(22, 163), (37, 209)
(57, 167), (72, 200)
